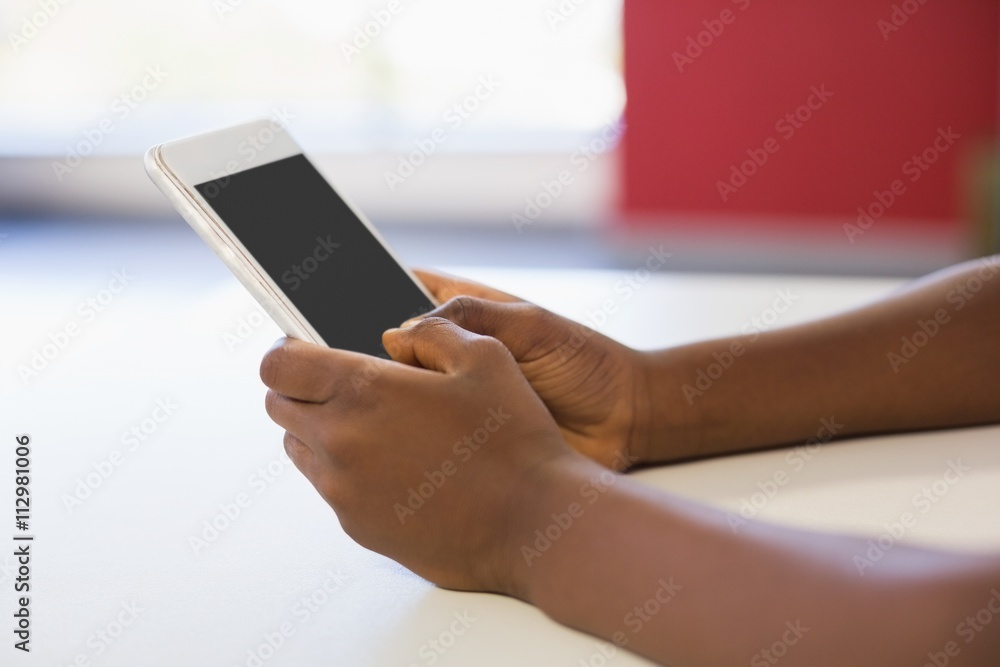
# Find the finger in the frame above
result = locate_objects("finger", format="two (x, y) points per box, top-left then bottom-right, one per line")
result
(404, 296), (554, 361)
(260, 337), (388, 403)
(412, 268), (522, 304)
(268, 386), (391, 472)
(383, 316), (508, 374)
(283, 430), (321, 482)
(264, 389), (315, 440)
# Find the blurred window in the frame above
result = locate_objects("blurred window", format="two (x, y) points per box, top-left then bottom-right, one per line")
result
(0, 0), (624, 155)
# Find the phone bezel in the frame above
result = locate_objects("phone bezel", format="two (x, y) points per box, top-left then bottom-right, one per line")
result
(147, 118), (436, 348)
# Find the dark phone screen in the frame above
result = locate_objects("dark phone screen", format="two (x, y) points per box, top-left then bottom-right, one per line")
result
(195, 154), (433, 356)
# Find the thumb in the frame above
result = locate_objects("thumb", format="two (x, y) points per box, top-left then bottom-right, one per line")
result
(383, 316), (503, 374)
(403, 296), (551, 360)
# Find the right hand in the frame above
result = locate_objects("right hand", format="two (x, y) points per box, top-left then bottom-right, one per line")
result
(395, 269), (652, 470)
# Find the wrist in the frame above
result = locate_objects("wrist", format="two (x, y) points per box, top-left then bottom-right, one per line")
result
(629, 348), (704, 465)
(494, 451), (604, 602)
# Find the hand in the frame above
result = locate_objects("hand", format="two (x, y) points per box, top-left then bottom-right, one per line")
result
(407, 269), (651, 469)
(260, 320), (590, 596)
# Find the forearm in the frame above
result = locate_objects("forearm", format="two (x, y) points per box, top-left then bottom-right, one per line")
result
(513, 459), (1000, 667)
(638, 255), (1000, 462)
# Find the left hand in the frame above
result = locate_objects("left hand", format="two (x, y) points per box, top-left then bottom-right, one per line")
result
(260, 318), (587, 596)
(410, 269), (651, 470)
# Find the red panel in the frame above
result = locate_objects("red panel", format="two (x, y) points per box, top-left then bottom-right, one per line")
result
(622, 0), (999, 224)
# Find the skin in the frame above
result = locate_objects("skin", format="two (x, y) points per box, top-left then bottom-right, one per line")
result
(261, 255), (1000, 666)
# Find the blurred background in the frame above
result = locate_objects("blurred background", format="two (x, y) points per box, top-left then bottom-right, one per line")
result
(3, 6), (998, 664)
(0, 0), (998, 275)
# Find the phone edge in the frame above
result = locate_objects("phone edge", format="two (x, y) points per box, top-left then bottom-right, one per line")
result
(143, 143), (326, 346)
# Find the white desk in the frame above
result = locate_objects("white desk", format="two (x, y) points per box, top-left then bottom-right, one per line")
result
(2, 223), (998, 667)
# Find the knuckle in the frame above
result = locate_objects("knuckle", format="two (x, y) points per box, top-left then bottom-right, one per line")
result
(282, 430), (303, 457)
(263, 390), (283, 421)
(444, 295), (482, 326)
(468, 334), (509, 360)
(410, 315), (452, 336)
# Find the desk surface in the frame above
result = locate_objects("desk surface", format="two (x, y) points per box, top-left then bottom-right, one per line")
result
(2, 223), (998, 667)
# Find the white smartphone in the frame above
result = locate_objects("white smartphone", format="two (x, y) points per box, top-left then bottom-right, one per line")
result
(145, 118), (436, 356)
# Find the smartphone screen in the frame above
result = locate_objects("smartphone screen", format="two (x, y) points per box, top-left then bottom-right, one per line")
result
(194, 154), (433, 356)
